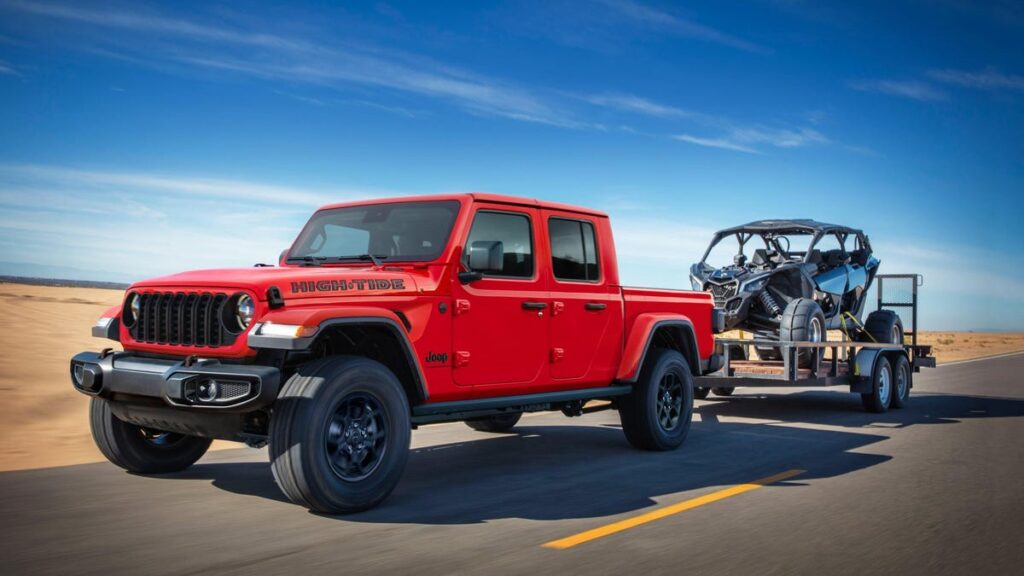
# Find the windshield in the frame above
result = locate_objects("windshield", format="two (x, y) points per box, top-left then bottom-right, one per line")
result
(288, 200), (461, 263)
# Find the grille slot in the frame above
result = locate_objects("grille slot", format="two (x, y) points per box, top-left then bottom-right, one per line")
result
(707, 282), (738, 307)
(130, 291), (237, 348)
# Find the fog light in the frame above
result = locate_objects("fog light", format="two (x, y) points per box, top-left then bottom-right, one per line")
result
(196, 379), (220, 403)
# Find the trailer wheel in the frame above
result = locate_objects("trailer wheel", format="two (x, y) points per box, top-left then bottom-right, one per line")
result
(861, 355), (892, 413)
(890, 355), (911, 409)
(694, 387), (710, 400)
(780, 298), (826, 369)
(465, 412), (522, 433)
(712, 387), (734, 396)
(269, 356), (411, 514)
(89, 398), (211, 474)
(619, 349), (694, 451)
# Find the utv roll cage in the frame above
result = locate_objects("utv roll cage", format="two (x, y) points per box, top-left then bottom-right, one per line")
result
(700, 220), (872, 265)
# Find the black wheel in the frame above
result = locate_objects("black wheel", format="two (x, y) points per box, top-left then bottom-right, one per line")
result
(619, 349), (694, 451)
(712, 387), (734, 397)
(694, 387), (711, 400)
(89, 398), (211, 474)
(861, 355), (893, 413)
(890, 354), (911, 409)
(465, 412), (522, 433)
(269, 356), (411, 514)
(779, 298), (826, 369)
(863, 310), (904, 345)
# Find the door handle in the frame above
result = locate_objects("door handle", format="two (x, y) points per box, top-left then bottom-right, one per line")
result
(585, 302), (607, 311)
(521, 301), (548, 310)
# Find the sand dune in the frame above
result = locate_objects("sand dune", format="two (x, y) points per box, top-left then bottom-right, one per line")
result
(0, 282), (1020, 472)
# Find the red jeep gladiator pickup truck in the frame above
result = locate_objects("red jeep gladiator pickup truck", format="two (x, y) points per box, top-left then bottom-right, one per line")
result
(72, 193), (724, 513)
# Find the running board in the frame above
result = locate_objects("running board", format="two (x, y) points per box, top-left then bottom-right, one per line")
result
(410, 385), (633, 425)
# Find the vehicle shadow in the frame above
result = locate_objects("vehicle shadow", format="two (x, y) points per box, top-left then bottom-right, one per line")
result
(177, 417), (894, 524)
(694, 389), (1024, 430)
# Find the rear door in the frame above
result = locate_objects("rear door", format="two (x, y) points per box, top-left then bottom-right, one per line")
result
(543, 211), (622, 383)
(451, 205), (550, 388)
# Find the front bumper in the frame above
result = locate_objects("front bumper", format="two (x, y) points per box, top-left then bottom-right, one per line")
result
(70, 351), (280, 413)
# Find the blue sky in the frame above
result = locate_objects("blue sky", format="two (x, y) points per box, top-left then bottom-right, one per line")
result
(0, 0), (1021, 330)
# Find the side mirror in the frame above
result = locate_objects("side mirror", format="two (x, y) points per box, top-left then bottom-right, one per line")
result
(468, 241), (504, 272)
(459, 241), (503, 284)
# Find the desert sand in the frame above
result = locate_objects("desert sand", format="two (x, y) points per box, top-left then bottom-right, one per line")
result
(1, 282), (1021, 472)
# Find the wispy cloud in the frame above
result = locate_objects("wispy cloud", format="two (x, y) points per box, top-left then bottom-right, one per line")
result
(0, 60), (18, 76)
(673, 126), (826, 154)
(849, 79), (948, 101)
(928, 67), (1024, 92)
(673, 134), (760, 154)
(0, 163), (408, 281)
(595, 0), (767, 53)
(584, 93), (702, 119)
(3, 1), (584, 128)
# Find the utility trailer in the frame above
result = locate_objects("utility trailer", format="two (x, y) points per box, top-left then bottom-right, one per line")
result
(694, 274), (935, 412)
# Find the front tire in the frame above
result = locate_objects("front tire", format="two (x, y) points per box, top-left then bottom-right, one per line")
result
(89, 398), (211, 474)
(619, 349), (694, 451)
(269, 357), (411, 514)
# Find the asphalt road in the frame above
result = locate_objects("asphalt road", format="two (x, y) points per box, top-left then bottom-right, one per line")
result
(2, 354), (1023, 575)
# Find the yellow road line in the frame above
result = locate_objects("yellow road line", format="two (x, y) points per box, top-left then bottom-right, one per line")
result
(542, 468), (805, 549)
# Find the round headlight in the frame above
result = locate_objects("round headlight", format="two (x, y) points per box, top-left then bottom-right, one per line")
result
(235, 294), (254, 330)
(123, 292), (140, 327)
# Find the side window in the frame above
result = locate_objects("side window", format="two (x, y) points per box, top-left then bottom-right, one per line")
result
(465, 211), (534, 278)
(549, 217), (600, 282)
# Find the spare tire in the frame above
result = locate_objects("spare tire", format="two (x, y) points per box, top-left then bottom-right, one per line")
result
(779, 298), (826, 369)
(863, 310), (904, 345)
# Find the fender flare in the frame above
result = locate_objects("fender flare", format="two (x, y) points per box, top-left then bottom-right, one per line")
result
(616, 316), (702, 382)
(248, 312), (428, 402)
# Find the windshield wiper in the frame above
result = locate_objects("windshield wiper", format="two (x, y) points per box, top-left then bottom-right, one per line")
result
(355, 254), (387, 266)
(286, 255), (328, 267)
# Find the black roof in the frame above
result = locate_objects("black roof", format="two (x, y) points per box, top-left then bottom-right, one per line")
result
(715, 219), (862, 236)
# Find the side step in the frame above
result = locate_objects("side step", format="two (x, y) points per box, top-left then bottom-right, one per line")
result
(410, 385), (633, 425)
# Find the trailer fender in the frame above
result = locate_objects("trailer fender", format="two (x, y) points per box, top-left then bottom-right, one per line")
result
(850, 347), (906, 394)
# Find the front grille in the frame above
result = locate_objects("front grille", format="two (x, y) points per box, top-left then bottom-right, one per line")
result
(707, 282), (738, 307)
(129, 292), (237, 348)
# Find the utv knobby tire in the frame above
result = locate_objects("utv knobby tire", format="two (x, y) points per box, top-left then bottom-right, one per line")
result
(779, 298), (826, 369)
(694, 387), (711, 400)
(465, 412), (522, 433)
(619, 349), (694, 451)
(89, 398), (211, 474)
(269, 356), (411, 514)
(712, 387), (735, 397)
(863, 310), (904, 345)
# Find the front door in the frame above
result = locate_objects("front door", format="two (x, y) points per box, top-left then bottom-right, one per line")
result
(452, 206), (550, 388)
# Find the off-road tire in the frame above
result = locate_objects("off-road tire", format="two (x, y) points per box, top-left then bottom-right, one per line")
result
(465, 412), (522, 433)
(863, 310), (904, 345)
(694, 387), (711, 400)
(779, 298), (826, 369)
(619, 349), (694, 451)
(269, 356), (411, 514)
(890, 354), (911, 409)
(712, 387), (735, 396)
(861, 355), (893, 413)
(89, 398), (212, 474)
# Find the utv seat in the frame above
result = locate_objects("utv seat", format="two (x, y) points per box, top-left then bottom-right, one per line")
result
(821, 249), (850, 268)
(849, 249), (870, 267)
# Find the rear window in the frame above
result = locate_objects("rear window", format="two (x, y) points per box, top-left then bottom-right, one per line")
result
(549, 217), (600, 282)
